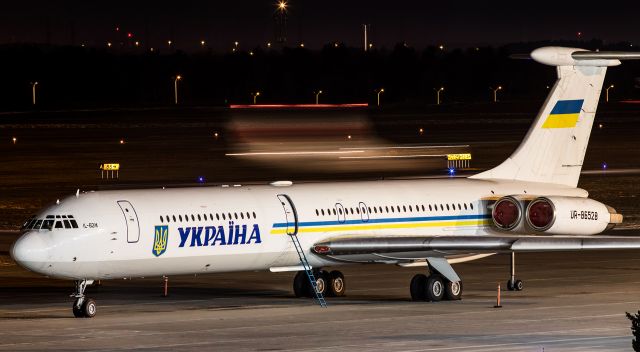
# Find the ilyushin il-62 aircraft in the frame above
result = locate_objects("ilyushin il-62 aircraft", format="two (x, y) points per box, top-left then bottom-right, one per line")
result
(10, 46), (640, 318)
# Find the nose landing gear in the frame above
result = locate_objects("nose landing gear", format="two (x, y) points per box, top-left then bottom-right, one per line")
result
(71, 279), (96, 318)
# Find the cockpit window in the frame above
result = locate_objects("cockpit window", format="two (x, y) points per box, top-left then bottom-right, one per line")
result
(24, 214), (80, 230)
(42, 219), (54, 230)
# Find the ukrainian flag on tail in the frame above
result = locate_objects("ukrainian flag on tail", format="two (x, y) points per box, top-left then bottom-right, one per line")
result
(542, 99), (584, 128)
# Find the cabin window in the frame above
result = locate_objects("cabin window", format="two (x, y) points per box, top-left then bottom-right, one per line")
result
(464, 203), (468, 210)
(446, 204), (450, 211)
(197, 214), (201, 221)
(321, 209), (325, 216)
(253, 212), (257, 219)
(55, 221), (64, 229)
(240, 213), (244, 220)
(403, 205), (407, 212)
(160, 216), (164, 223)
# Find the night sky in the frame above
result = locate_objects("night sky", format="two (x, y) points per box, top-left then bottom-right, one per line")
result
(1, 1), (639, 50)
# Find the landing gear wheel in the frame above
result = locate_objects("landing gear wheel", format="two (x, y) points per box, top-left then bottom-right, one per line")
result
(293, 271), (308, 298)
(72, 297), (96, 318)
(507, 279), (524, 291)
(328, 270), (346, 297)
(444, 280), (463, 300)
(72, 300), (84, 318)
(314, 271), (329, 297)
(409, 274), (427, 301)
(514, 279), (524, 291)
(82, 298), (97, 318)
(425, 274), (444, 302)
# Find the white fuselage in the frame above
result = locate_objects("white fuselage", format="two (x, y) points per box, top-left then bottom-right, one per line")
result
(12, 178), (587, 280)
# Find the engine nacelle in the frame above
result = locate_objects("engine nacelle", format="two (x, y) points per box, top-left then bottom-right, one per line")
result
(525, 196), (622, 235)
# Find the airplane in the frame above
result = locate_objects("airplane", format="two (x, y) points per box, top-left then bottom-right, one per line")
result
(10, 46), (640, 318)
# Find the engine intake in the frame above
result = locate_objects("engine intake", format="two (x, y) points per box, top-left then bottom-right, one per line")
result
(492, 196), (523, 231)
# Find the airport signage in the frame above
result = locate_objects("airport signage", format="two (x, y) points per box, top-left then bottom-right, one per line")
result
(100, 163), (120, 171)
(447, 153), (472, 161)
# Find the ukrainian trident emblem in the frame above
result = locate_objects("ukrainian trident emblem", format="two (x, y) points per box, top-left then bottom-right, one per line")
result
(153, 225), (168, 257)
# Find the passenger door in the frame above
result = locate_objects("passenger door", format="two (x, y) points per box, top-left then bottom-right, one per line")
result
(276, 194), (298, 236)
(117, 200), (140, 243)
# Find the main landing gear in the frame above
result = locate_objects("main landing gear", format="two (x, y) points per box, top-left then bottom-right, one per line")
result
(293, 270), (345, 298)
(409, 272), (463, 302)
(71, 279), (97, 318)
(507, 252), (524, 291)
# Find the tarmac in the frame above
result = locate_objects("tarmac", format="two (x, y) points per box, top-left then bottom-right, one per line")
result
(2, 105), (640, 351)
(0, 236), (639, 351)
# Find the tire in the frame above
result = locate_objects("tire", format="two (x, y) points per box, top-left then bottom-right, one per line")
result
(444, 280), (463, 301)
(293, 271), (308, 298)
(507, 279), (516, 291)
(328, 270), (346, 297)
(72, 299), (84, 318)
(314, 271), (329, 297)
(514, 279), (524, 291)
(409, 274), (427, 301)
(425, 275), (444, 302)
(81, 298), (97, 318)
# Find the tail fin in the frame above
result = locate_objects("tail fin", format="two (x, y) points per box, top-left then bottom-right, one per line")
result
(471, 46), (640, 187)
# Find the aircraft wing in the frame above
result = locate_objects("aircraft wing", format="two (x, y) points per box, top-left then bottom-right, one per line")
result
(312, 234), (640, 260)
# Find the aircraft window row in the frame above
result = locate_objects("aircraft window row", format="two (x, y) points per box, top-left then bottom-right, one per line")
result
(159, 211), (257, 223)
(22, 215), (79, 230)
(314, 202), (474, 217)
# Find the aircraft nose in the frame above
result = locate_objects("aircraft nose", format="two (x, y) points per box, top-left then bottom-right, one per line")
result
(10, 232), (50, 274)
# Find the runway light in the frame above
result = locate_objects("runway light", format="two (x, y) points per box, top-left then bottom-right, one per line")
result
(419, 128), (424, 135)
(127, 33), (133, 38)
(198, 176), (205, 183)
(602, 162), (608, 170)
(214, 132), (219, 139)
(448, 168), (456, 176)
(107, 42), (112, 47)
(201, 40), (206, 46)
(347, 135), (352, 140)
(134, 41), (140, 47)
(120, 139), (125, 144)
(12, 137), (17, 144)
(599, 123), (604, 129)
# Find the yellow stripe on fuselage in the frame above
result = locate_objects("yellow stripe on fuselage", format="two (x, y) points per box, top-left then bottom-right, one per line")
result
(269, 219), (491, 235)
(541, 113), (580, 129)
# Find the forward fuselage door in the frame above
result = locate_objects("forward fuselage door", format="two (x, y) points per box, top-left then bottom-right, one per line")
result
(117, 200), (140, 243)
(277, 194), (298, 236)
